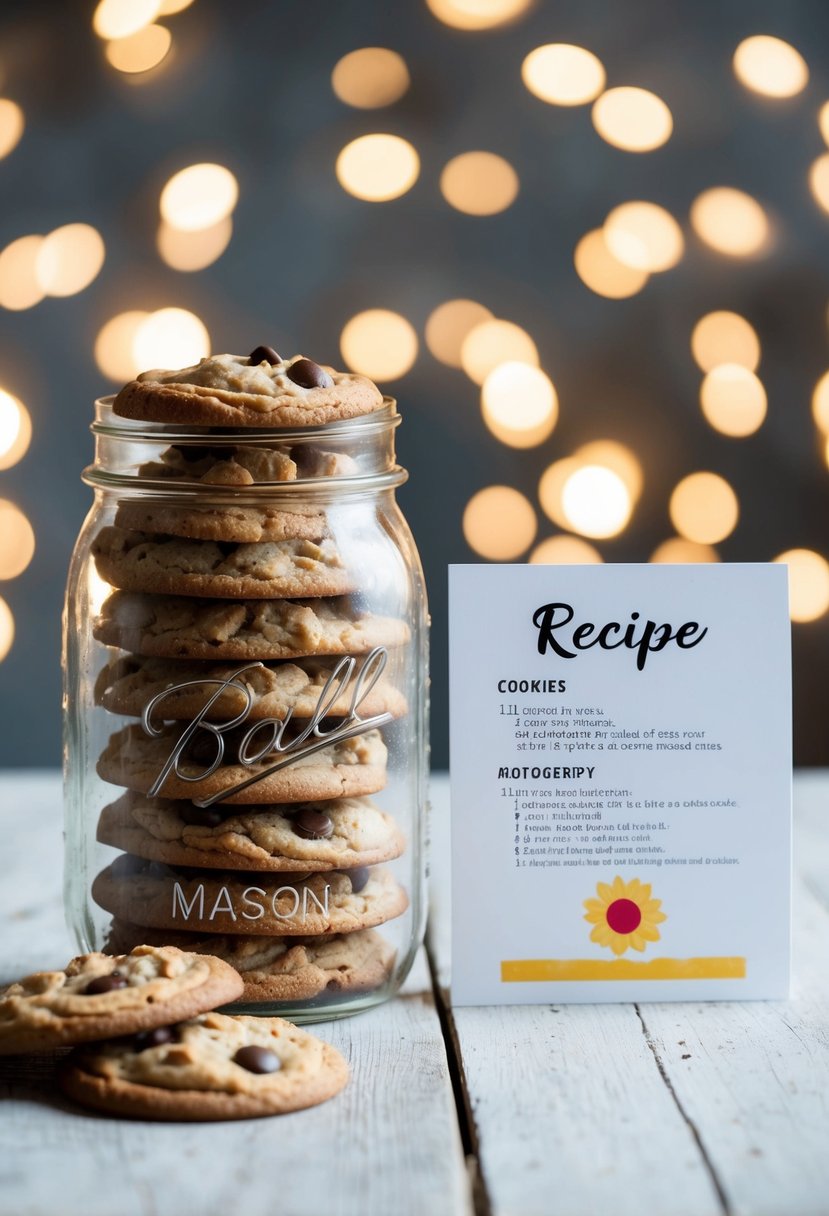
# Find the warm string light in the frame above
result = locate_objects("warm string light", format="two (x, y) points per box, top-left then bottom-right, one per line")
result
(604, 202), (684, 272)
(690, 188), (770, 256)
(340, 310), (418, 379)
(463, 486), (537, 560)
(481, 362), (557, 448)
(530, 536), (603, 564)
(700, 364), (767, 437)
(521, 44), (605, 106)
(0, 391), (32, 471)
(809, 154), (829, 215)
(0, 99), (24, 160)
(0, 501), (35, 580)
(425, 299), (493, 367)
(591, 87), (673, 152)
(331, 48), (410, 108)
(440, 152), (519, 216)
(538, 443), (640, 540)
(95, 308), (209, 379)
(105, 24), (172, 74)
(773, 549), (829, 623)
(669, 472), (739, 544)
(691, 311), (760, 372)
(732, 36), (808, 99)
(0, 224), (105, 310)
(336, 134), (420, 202)
(160, 163), (238, 231)
(650, 538), (719, 564)
(574, 229), (648, 298)
(92, 0), (162, 40)
(0, 597), (14, 663)
(460, 319), (538, 385)
(426, 0), (532, 32)
(157, 216), (232, 272)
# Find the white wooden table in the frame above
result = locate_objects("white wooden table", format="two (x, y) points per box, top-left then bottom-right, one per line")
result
(1, 771), (828, 1216)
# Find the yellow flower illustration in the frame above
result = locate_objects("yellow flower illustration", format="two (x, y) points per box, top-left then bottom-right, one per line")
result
(583, 875), (667, 956)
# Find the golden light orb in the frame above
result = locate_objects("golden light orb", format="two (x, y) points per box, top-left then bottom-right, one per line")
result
(521, 44), (606, 106)
(575, 439), (643, 502)
(105, 24), (172, 74)
(691, 311), (760, 372)
(340, 309), (418, 380)
(773, 548), (829, 622)
(700, 364), (767, 437)
(36, 224), (105, 297)
(604, 202), (684, 272)
(0, 99), (24, 160)
(133, 308), (210, 371)
(538, 457), (579, 529)
(0, 235), (45, 311)
(811, 370), (829, 433)
(440, 151), (519, 216)
(426, 0), (532, 32)
(0, 501), (35, 580)
(808, 153), (829, 215)
(650, 538), (720, 564)
(733, 35), (808, 99)
(93, 0), (162, 40)
(530, 535), (603, 564)
(819, 101), (829, 146)
(331, 48), (410, 109)
(0, 391), (31, 472)
(463, 486), (537, 560)
(690, 188), (770, 257)
(591, 87), (673, 152)
(158, 0), (196, 12)
(157, 216), (232, 272)
(481, 362), (558, 448)
(425, 299), (493, 368)
(95, 311), (150, 381)
(561, 465), (632, 539)
(573, 228), (649, 298)
(0, 597), (13, 662)
(335, 134), (419, 202)
(460, 319), (538, 385)
(669, 472), (739, 544)
(160, 163), (239, 232)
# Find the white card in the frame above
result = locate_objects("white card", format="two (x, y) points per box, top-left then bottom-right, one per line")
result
(449, 563), (791, 1004)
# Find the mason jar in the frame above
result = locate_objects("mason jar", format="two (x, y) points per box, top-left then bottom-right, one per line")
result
(63, 395), (428, 1022)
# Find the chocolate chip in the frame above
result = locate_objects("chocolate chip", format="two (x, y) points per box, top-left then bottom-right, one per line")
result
(181, 805), (225, 828)
(134, 1025), (178, 1051)
(345, 866), (370, 893)
(293, 807), (334, 840)
(249, 345), (282, 366)
(286, 358), (333, 390)
(85, 972), (128, 995)
(234, 1045), (281, 1074)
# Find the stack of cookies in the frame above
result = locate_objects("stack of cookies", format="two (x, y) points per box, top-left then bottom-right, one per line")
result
(86, 348), (414, 1012)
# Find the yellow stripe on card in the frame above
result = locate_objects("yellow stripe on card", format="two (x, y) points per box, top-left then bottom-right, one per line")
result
(500, 957), (747, 982)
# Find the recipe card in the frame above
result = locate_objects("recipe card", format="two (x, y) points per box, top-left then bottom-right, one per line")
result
(449, 563), (791, 1004)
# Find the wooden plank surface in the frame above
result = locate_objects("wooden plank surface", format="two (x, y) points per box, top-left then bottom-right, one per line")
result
(429, 773), (829, 1216)
(0, 773), (472, 1216)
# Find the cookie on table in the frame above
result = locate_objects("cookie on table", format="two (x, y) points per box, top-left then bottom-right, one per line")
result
(114, 499), (329, 545)
(92, 528), (356, 600)
(106, 922), (396, 1004)
(94, 653), (408, 722)
(93, 591), (410, 661)
(97, 791), (406, 872)
(0, 945), (243, 1055)
(97, 723), (388, 804)
(136, 441), (359, 485)
(113, 348), (384, 429)
(92, 860), (409, 937)
(59, 1011), (349, 1121)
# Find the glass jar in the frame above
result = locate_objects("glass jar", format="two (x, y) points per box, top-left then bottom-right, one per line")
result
(64, 396), (428, 1022)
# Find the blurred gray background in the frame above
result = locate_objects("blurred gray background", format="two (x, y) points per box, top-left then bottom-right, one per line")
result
(1, 0), (828, 768)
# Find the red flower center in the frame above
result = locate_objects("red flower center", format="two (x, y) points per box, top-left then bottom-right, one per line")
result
(606, 897), (642, 935)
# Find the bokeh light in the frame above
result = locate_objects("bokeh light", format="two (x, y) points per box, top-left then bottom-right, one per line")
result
(0, 235), (45, 310)
(0, 501), (35, 580)
(426, 0), (532, 32)
(0, 99), (24, 159)
(538, 458), (579, 529)
(160, 163), (238, 231)
(93, 0), (161, 39)
(133, 308), (210, 371)
(691, 311), (760, 372)
(35, 224), (105, 297)
(604, 202), (684, 272)
(157, 216), (232, 271)
(574, 228), (649, 298)
(440, 151), (519, 216)
(0, 597), (13, 662)
(105, 24), (172, 74)
(774, 549), (829, 622)
(0, 391), (32, 471)
(700, 364), (767, 437)
(463, 486), (536, 560)
(733, 35), (808, 99)
(575, 440), (643, 502)
(561, 465), (632, 539)
(591, 87), (673, 152)
(812, 370), (829, 432)
(425, 299), (493, 367)
(690, 188), (770, 256)
(340, 309), (418, 380)
(651, 538), (720, 563)
(336, 134), (420, 202)
(460, 319), (538, 385)
(331, 48), (410, 108)
(819, 102), (829, 147)
(481, 362), (558, 448)
(530, 535), (603, 564)
(669, 472), (739, 544)
(521, 44), (605, 106)
(95, 311), (150, 380)
(808, 153), (829, 215)
(158, 0), (195, 12)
